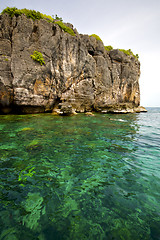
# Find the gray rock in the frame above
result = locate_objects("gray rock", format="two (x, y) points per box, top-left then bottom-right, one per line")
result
(109, 49), (124, 62)
(0, 14), (144, 114)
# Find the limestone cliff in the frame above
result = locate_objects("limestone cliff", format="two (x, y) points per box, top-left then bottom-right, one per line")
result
(0, 13), (145, 114)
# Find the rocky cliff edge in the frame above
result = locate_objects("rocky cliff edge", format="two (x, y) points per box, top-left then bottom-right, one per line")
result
(0, 13), (147, 114)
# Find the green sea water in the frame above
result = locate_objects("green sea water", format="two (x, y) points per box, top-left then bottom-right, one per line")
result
(0, 108), (160, 240)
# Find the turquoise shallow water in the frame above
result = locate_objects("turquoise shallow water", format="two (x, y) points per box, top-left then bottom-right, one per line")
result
(0, 108), (160, 240)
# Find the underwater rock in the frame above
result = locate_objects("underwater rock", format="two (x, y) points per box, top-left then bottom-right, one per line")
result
(26, 139), (42, 151)
(85, 112), (95, 116)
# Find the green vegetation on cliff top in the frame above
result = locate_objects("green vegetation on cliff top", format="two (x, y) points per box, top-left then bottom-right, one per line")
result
(1, 7), (43, 20)
(87, 32), (138, 60)
(1, 7), (75, 36)
(55, 21), (75, 36)
(1, 7), (138, 59)
(104, 45), (113, 51)
(118, 49), (139, 59)
(89, 34), (103, 42)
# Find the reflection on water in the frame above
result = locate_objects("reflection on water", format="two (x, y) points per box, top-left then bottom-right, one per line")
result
(0, 110), (160, 239)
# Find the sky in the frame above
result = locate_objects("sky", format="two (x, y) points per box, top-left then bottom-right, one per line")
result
(1, 0), (160, 107)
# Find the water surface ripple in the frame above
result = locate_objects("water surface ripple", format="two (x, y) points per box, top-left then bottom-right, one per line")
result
(0, 108), (160, 240)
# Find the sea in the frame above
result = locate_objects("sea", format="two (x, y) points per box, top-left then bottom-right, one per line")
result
(0, 107), (160, 240)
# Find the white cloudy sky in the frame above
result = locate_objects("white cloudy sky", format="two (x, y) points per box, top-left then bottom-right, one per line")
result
(1, 0), (160, 107)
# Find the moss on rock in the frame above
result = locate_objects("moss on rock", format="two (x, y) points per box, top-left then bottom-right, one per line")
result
(55, 21), (75, 36)
(89, 34), (103, 42)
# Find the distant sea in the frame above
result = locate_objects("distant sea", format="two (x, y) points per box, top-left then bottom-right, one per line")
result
(0, 108), (160, 240)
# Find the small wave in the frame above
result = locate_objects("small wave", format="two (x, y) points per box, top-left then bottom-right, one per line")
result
(110, 118), (127, 122)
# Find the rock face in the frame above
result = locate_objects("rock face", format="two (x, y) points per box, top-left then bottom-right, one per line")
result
(0, 13), (144, 114)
